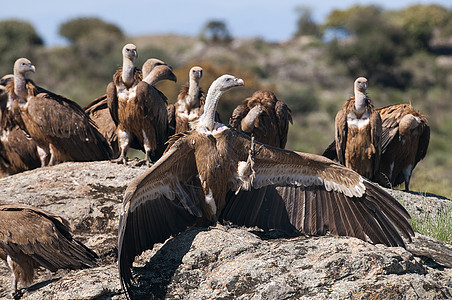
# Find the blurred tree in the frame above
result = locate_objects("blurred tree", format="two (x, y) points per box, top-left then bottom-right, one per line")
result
(294, 6), (321, 38)
(199, 20), (232, 44)
(59, 17), (124, 44)
(324, 5), (383, 35)
(394, 5), (449, 50)
(43, 17), (128, 103)
(324, 5), (412, 88)
(0, 19), (43, 75)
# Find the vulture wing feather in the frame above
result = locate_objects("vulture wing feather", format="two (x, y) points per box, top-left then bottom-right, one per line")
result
(118, 134), (204, 294)
(222, 135), (413, 247)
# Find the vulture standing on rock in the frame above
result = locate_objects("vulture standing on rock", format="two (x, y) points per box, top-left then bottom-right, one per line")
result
(117, 74), (414, 297)
(86, 58), (176, 159)
(0, 75), (40, 177)
(88, 57), (176, 160)
(376, 103), (430, 191)
(229, 89), (292, 148)
(107, 44), (174, 165)
(167, 66), (221, 135)
(6, 58), (112, 167)
(331, 77), (382, 181)
(0, 204), (98, 297)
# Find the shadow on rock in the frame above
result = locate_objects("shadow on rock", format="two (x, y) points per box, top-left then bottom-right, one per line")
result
(129, 227), (207, 299)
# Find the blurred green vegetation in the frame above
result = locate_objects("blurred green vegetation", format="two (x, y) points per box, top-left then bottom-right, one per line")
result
(1, 4), (452, 198)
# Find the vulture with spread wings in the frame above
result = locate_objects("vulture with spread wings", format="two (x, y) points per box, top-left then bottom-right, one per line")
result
(118, 75), (413, 298)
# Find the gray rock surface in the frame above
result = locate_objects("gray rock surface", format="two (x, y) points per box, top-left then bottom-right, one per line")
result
(0, 161), (451, 299)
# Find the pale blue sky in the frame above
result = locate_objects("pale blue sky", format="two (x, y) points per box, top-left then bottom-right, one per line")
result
(1, 0), (451, 46)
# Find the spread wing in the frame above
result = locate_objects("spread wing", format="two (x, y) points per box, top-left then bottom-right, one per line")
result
(0, 204), (97, 271)
(118, 134), (204, 293)
(334, 108), (348, 165)
(275, 100), (293, 148)
(221, 136), (413, 248)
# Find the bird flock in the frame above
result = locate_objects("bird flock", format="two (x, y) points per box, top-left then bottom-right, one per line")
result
(0, 42), (429, 298)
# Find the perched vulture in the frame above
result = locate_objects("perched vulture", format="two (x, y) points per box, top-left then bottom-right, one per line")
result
(332, 77), (382, 181)
(229, 90), (292, 148)
(107, 44), (175, 165)
(0, 75), (40, 177)
(6, 58), (111, 167)
(86, 58), (176, 159)
(167, 66), (221, 135)
(376, 104), (430, 191)
(0, 204), (98, 297)
(118, 74), (413, 297)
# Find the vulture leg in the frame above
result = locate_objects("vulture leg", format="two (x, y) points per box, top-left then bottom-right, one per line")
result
(403, 165), (412, 191)
(143, 128), (157, 166)
(134, 128), (157, 167)
(6, 256), (19, 297)
(36, 145), (49, 167)
(48, 144), (58, 166)
(112, 128), (129, 165)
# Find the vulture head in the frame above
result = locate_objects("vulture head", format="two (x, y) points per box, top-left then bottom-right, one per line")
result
(215, 74), (245, 92)
(144, 64), (177, 85)
(142, 58), (168, 78)
(122, 43), (138, 62)
(190, 66), (203, 82)
(14, 58), (35, 77)
(198, 74), (244, 132)
(353, 76), (368, 113)
(354, 77), (368, 94)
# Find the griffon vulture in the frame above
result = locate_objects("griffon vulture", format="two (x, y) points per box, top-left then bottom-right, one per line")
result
(118, 74), (413, 297)
(86, 59), (176, 159)
(107, 45), (175, 165)
(167, 66), (221, 135)
(6, 58), (112, 167)
(229, 90), (292, 148)
(376, 104), (430, 191)
(0, 204), (98, 297)
(333, 77), (382, 181)
(0, 75), (40, 177)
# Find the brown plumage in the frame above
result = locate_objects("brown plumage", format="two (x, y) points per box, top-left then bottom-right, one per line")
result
(376, 103), (430, 191)
(333, 77), (382, 181)
(0, 75), (40, 177)
(229, 90), (292, 148)
(84, 94), (119, 156)
(0, 204), (98, 296)
(107, 45), (174, 165)
(7, 58), (112, 167)
(86, 59), (176, 158)
(118, 75), (413, 297)
(167, 66), (221, 135)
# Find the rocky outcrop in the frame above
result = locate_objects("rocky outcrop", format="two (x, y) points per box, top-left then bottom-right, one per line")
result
(0, 161), (451, 299)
